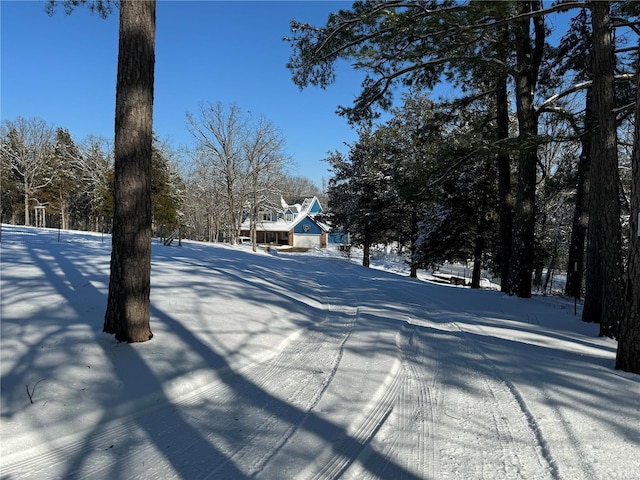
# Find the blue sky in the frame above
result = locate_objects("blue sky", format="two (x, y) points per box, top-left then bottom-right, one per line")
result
(1, 0), (375, 186)
(1, 1), (578, 187)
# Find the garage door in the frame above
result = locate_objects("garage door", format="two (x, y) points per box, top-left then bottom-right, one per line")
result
(294, 235), (321, 249)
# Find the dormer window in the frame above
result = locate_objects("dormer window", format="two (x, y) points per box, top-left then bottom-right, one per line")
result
(285, 213), (293, 222)
(260, 211), (272, 222)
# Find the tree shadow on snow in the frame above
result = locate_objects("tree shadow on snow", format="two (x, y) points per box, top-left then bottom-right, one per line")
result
(1, 234), (422, 479)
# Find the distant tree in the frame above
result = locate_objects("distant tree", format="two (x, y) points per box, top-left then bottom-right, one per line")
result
(182, 154), (222, 242)
(187, 102), (249, 244)
(151, 137), (184, 233)
(325, 150), (362, 259)
(0, 145), (21, 224)
(47, 127), (82, 229)
(326, 128), (399, 267)
(412, 103), (499, 286)
(244, 116), (289, 251)
(75, 136), (114, 231)
(376, 91), (443, 278)
(277, 175), (324, 201)
(532, 115), (578, 293)
(186, 102), (288, 246)
(0, 117), (55, 226)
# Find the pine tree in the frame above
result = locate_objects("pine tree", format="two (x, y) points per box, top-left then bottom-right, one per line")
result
(48, 0), (156, 342)
(326, 129), (399, 267)
(582, 0), (624, 337)
(287, 0), (564, 297)
(103, 1), (156, 342)
(48, 128), (82, 229)
(151, 139), (183, 233)
(615, 40), (640, 371)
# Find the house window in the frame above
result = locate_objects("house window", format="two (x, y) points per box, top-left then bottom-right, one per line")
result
(285, 213), (293, 222)
(260, 212), (272, 222)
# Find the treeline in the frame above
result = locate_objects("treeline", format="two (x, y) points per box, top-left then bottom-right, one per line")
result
(0, 104), (324, 242)
(0, 117), (184, 234)
(1, 118), (115, 231)
(287, 0), (640, 372)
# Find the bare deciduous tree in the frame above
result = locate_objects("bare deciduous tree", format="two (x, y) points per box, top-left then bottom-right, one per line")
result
(0, 117), (55, 226)
(244, 116), (289, 251)
(187, 102), (248, 244)
(186, 102), (289, 246)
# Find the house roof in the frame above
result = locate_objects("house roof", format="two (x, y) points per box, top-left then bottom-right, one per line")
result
(241, 195), (329, 233)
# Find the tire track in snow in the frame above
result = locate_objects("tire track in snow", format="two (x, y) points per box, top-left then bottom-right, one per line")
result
(397, 323), (442, 480)
(300, 356), (404, 480)
(352, 322), (442, 480)
(525, 378), (597, 480)
(0, 300), (356, 480)
(455, 310), (598, 479)
(205, 312), (359, 478)
(446, 322), (560, 479)
(253, 259), (409, 480)
(201, 260), (362, 478)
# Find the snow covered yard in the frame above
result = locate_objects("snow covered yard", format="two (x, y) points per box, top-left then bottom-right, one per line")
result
(1, 225), (638, 479)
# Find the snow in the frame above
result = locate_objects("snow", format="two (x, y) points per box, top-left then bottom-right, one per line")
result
(1, 224), (639, 480)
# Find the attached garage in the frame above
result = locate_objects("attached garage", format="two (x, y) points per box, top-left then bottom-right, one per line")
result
(292, 217), (326, 249)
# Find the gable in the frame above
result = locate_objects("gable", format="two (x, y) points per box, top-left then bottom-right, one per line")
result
(293, 217), (323, 235)
(307, 198), (322, 214)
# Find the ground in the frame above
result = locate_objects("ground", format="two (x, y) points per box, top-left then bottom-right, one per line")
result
(1, 225), (638, 479)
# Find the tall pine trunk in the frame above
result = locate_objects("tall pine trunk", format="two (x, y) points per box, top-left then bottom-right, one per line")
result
(565, 90), (592, 299)
(509, 1), (544, 298)
(496, 74), (513, 293)
(615, 39), (640, 373)
(582, 1), (624, 338)
(104, 0), (156, 343)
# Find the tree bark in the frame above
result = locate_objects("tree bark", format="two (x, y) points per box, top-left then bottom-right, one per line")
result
(615, 40), (640, 373)
(582, 0), (624, 338)
(508, 1), (544, 298)
(104, 0), (156, 343)
(496, 73), (513, 293)
(409, 208), (418, 278)
(565, 90), (592, 299)
(362, 236), (371, 268)
(24, 189), (30, 226)
(471, 223), (484, 289)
